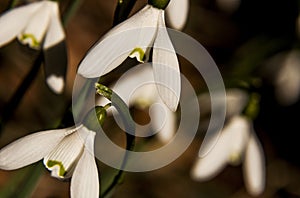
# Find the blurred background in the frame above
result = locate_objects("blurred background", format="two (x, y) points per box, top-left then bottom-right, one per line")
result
(0, 0), (300, 197)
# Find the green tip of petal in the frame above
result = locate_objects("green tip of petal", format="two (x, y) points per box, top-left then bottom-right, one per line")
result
(148, 0), (170, 9)
(46, 160), (66, 177)
(129, 47), (146, 62)
(18, 34), (41, 49)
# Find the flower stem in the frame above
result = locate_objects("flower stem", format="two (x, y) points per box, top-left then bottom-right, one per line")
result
(0, 53), (43, 135)
(113, 0), (137, 26)
(0, 162), (44, 198)
(6, 0), (20, 9)
(62, 0), (83, 25)
(95, 83), (135, 197)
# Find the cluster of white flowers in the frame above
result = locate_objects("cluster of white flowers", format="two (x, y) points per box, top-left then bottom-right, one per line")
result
(192, 89), (265, 196)
(0, 0), (189, 197)
(0, 0), (272, 197)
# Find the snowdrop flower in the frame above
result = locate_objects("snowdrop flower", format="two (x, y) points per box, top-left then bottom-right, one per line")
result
(192, 89), (265, 198)
(191, 116), (265, 196)
(165, 0), (189, 30)
(274, 51), (300, 106)
(0, 125), (99, 198)
(97, 64), (176, 143)
(78, 0), (180, 112)
(0, 0), (67, 94)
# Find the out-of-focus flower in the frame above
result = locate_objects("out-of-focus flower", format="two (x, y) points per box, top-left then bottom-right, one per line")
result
(263, 50), (300, 106)
(0, 125), (99, 198)
(0, 0), (67, 94)
(97, 64), (176, 143)
(274, 51), (300, 106)
(165, 0), (189, 30)
(78, 0), (180, 112)
(191, 116), (265, 196)
(192, 89), (265, 196)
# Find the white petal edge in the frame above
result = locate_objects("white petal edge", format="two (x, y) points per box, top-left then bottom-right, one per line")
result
(43, 1), (65, 49)
(166, 0), (189, 30)
(0, 1), (43, 47)
(191, 125), (233, 181)
(152, 11), (181, 112)
(71, 131), (99, 198)
(0, 127), (70, 170)
(77, 5), (159, 78)
(243, 133), (265, 196)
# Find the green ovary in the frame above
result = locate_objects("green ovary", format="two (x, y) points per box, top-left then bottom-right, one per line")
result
(46, 160), (66, 177)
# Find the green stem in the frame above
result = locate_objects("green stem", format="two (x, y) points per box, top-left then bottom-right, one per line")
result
(0, 162), (44, 198)
(95, 83), (135, 197)
(113, 0), (137, 26)
(62, 0), (83, 25)
(6, 0), (20, 9)
(0, 53), (43, 135)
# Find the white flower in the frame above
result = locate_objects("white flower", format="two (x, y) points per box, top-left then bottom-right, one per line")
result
(0, 125), (99, 198)
(274, 50), (300, 106)
(0, 0), (67, 94)
(78, 3), (180, 112)
(97, 64), (176, 143)
(191, 116), (265, 196)
(165, 0), (189, 30)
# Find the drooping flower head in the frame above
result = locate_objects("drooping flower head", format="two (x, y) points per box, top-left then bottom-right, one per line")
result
(191, 89), (266, 196)
(0, 106), (107, 197)
(0, 0), (67, 94)
(97, 64), (176, 143)
(78, 0), (181, 112)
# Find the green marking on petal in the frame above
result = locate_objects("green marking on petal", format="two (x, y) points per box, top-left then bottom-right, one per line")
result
(19, 33), (41, 48)
(129, 47), (146, 63)
(46, 160), (66, 177)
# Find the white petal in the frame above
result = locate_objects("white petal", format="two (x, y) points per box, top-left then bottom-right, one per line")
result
(0, 128), (69, 170)
(226, 116), (250, 165)
(43, 1), (65, 49)
(153, 12), (181, 112)
(243, 133), (265, 196)
(225, 89), (249, 117)
(71, 131), (99, 198)
(18, 2), (52, 48)
(112, 64), (156, 106)
(191, 128), (232, 180)
(78, 5), (159, 78)
(192, 116), (250, 180)
(151, 102), (176, 143)
(0, 1), (43, 47)
(43, 126), (90, 178)
(166, 0), (189, 30)
(46, 75), (64, 94)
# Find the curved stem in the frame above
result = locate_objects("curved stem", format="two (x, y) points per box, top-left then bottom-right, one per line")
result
(95, 83), (135, 197)
(113, 0), (137, 26)
(0, 52), (43, 134)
